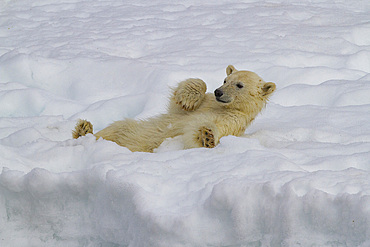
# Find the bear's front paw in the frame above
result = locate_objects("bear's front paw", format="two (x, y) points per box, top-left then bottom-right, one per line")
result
(198, 127), (215, 148)
(176, 97), (203, 111)
(174, 79), (206, 111)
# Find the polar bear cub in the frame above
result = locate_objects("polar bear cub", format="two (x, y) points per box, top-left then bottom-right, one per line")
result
(73, 65), (275, 152)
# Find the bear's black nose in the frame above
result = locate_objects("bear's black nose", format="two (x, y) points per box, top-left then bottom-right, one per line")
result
(214, 89), (223, 97)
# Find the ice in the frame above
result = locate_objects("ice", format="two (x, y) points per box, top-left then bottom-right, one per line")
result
(1, 0), (370, 246)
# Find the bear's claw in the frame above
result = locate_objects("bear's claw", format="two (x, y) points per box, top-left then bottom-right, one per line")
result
(199, 127), (215, 148)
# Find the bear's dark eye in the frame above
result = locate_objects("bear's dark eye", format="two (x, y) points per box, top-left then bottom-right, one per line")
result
(224, 79), (227, 84)
(236, 83), (244, 89)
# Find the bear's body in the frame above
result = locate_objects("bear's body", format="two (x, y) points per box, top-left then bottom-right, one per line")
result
(73, 65), (275, 152)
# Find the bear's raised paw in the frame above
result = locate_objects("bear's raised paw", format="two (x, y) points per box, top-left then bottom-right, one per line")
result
(174, 78), (206, 111)
(198, 127), (215, 148)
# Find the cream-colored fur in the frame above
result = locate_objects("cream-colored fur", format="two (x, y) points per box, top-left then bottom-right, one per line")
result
(72, 65), (276, 152)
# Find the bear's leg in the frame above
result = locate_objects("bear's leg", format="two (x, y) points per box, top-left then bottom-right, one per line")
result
(198, 127), (216, 148)
(170, 78), (207, 112)
(94, 115), (176, 152)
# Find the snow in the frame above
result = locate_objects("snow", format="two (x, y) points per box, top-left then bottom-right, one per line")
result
(0, 0), (370, 246)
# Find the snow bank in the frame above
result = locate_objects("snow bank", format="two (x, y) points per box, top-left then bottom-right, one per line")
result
(0, 0), (369, 246)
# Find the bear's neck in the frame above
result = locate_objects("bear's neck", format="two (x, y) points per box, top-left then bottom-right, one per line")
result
(227, 98), (266, 118)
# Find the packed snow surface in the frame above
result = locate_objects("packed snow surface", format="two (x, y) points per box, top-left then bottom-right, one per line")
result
(1, 0), (370, 246)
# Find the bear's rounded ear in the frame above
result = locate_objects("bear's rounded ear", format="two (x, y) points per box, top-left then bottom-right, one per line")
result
(261, 82), (276, 96)
(226, 65), (237, 76)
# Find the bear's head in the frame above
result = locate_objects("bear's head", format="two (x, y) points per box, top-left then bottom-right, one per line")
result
(214, 65), (276, 113)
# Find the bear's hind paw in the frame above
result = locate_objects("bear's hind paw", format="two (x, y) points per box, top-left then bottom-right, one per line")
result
(72, 119), (93, 139)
